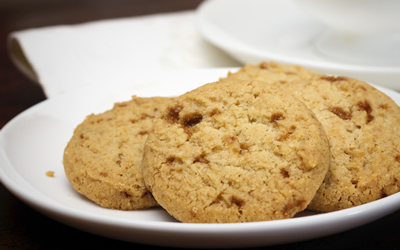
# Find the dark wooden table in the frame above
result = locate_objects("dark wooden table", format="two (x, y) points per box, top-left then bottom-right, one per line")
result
(1, 1), (400, 249)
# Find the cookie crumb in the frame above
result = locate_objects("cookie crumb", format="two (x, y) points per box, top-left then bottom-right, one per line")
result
(46, 171), (55, 177)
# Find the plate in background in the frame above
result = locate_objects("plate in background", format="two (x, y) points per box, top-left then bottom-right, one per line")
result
(196, 0), (400, 90)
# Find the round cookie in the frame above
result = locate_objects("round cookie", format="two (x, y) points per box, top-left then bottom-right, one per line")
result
(226, 61), (317, 84)
(63, 96), (172, 210)
(142, 79), (330, 223)
(272, 75), (400, 212)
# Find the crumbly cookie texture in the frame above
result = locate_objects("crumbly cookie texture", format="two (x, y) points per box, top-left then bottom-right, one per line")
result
(142, 79), (330, 223)
(278, 76), (400, 212)
(63, 96), (172, 210)
(226, 61), (317, 83)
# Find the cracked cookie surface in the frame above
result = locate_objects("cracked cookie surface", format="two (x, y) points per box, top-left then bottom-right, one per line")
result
(63, 96), (172, 210)
(142, 79), (330, 223)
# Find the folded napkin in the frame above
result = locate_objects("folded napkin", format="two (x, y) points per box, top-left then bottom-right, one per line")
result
(8, 11), (241, 98)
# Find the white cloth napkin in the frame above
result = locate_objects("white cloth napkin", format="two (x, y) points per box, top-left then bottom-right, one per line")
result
(8, 11), (241, 98)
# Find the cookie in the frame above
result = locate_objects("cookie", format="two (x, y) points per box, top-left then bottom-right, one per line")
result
(277, 75), (400, 212)
(142, 79), (330, 223)
(226, 61), (317, 84)
(63, 96), (172, 210)
(229, 63), (400, 212)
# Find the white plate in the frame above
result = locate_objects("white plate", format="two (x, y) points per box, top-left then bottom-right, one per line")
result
(1, 69), (400, 248)
(196, 0), (400, 90)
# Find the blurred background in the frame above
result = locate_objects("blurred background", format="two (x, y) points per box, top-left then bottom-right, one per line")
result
(0, 0), (203, 128)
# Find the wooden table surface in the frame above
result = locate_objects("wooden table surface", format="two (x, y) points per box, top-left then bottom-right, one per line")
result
(1, 1), (400, 249)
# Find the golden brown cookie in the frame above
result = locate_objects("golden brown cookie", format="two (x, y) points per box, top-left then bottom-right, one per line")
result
(63, 96), (172, 210)
(142, 79), (330, 223)
(276, 75), (400, 212)
(228, 62), (400, 212)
